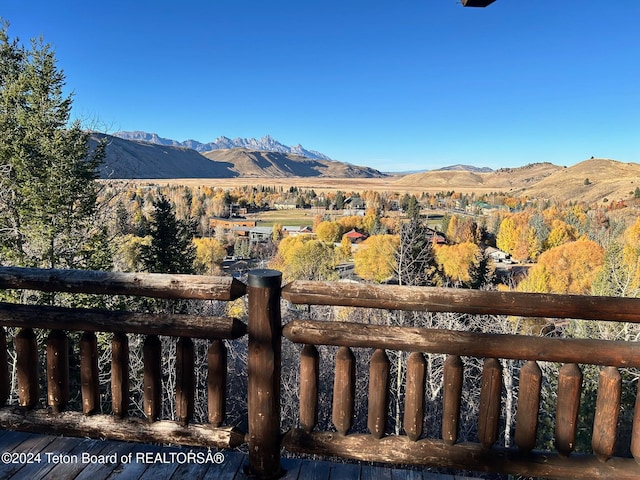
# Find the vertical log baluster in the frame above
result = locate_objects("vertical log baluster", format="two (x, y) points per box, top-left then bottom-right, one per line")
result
(333, 346), (355, 436)
(592, 366), (621, 462)
(368, 348), (390, 439)
(208, 339), (227, 427)
(143, 334), (162, 422)
(0, 327), (9, 406)
(247, 269), (282, 478)
(515, 360), (542, 451)
(632, 376), (640, 462)
(16, 328), (38, 408)
(111, 332), (129, 418)
(442, 355), (463, 445)
(300, 344), (319, 433)
(80, 331), (100, 415)
(47, 329), (69, 413)
(404, 352), (426, 441)
(176, 337), (194, 426)
(556, 363), (583, 456)
(478, 357), (502, 449)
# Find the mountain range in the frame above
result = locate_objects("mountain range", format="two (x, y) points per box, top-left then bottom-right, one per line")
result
(95, 133), (384, 179)
(113, 131), (332, 161)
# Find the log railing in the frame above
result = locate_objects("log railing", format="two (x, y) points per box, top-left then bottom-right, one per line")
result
(0, 266), (249, 453)
(281, 281), (640, 480)
(1, 267), (640, 479)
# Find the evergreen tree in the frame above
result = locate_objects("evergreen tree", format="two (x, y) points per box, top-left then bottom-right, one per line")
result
(140, 194), (196, 274)
(0, 23), (108, 269)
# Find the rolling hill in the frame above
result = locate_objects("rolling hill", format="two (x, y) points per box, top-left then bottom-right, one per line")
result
(394, 159), (640, 204)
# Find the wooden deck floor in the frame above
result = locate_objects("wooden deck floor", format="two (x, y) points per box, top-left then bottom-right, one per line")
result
(0, 429), (481, 480)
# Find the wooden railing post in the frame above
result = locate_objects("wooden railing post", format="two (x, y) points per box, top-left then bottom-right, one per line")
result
(247, 269), (282, 479)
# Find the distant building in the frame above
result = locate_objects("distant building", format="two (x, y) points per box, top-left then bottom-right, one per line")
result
(249, 226), (273, 243)
(210, 217), (256, 236)
(344, 229), (368, 244)
(273, 199), (298, 210)
(282, 225), (314, 237)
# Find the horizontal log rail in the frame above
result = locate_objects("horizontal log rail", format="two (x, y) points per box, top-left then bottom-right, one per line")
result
(282, 280), (640, 322)
(0, 302), (246, 339)
(0, 266), (246, 300)
(0, 408), (245, 449)
(283, 319), (640, 367)
(284, 430), (640, 480)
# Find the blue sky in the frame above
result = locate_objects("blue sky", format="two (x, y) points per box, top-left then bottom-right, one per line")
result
(3, 1), (639, 172)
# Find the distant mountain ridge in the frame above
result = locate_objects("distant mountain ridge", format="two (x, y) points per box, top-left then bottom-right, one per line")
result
(95, 134), (384, 179)
(113, 131), (332, 161)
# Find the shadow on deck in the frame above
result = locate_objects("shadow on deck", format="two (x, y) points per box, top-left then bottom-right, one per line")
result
(0, 430), (476, 480)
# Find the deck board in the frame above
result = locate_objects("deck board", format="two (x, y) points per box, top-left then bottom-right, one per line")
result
(0, 430), (462, 479)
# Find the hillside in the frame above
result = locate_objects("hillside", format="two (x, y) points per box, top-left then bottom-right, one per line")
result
(394, 162), (561, 190)
(95, 134), (384, 179)
(519, 159), (640, 204)
(202, 149), (384, 178)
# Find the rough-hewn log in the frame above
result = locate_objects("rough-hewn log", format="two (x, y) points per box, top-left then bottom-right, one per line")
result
(0, 328), (9, 406)
(79, 332), (100, 415)
(404, 352), (426, 441)
(0, 266), (246, 300)
(282, 281), (640, 323)
(368, 349), (390, 439)
(556, 363), (583, 456)
(592, 367), (621, 462)
(143, 335), (162, 422)
(176, 337), (195, 426)
(0, 302), (246, 339)
(111, 332), (129, 418)
(300, 344), (319, 433)
(207, 339), (226, 427)
(632, 379), (640, 461)
(283, 320), (640, 367)
(514, 361), (542, 452)
(0, 407), (245, 449)
(283, 429), (640, 480)
(442, 355), (463, 446)
(15, 328), (38, 409)
(247, 269), (282, 479)
(333, 346), (356, 436)
(47, 330), (69, 413)
(478, 358), (502, 449)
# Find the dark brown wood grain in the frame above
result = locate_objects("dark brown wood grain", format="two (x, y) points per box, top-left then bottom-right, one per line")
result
(592, 366), (621, 462)
(176, 337), (195, 426)
(46, 330), (69, 414)
(442, 355), (463, 446)
(368, 349), (389, 439)
(246, 269), (282, 479)
(111, 332), (129, 418)
(207, 339), (227, 427)
(0, 266), (246, 300)
(556, 363), (583, 456)
(478, 358), (502, 449)
(143, 335), (162, 422)
(333, 346), (356, 436)
(300, 344), (319, 433)
(514, 360), (542, 452)
(15, 328), (38, 409)
(404, 352), (425, 441)
(0, 301), (246, 339)
(283, 320), (640, 367)
(0, 328), (9, 406)
(282, 280), (640, 322)
(79, 331), (100, 415)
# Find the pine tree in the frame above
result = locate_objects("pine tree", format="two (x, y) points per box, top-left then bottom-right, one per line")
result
(0, 22), (107, 269)
(140, 194), (196, 274)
